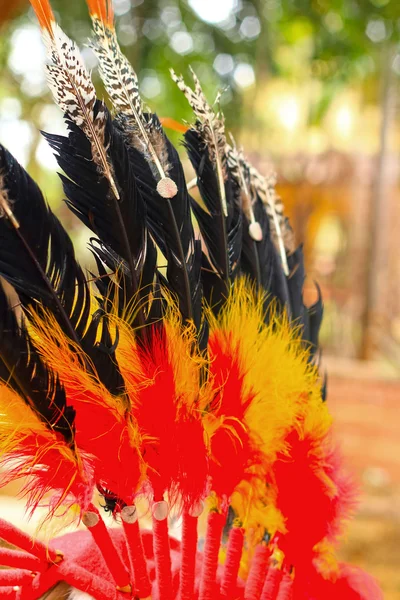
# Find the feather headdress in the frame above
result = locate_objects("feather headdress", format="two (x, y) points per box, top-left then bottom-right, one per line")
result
(0, 1), (382, 599)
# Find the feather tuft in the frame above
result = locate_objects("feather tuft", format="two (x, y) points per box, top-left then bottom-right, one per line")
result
(0, 383), (92, 518)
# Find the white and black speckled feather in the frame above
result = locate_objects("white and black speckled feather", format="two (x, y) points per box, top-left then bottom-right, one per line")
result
(89, 17), (173, 185)
(42, 24), (118, 198)
(171, 67), (228, 215)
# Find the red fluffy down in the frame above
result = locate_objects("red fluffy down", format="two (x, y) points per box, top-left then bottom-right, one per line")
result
(1, 432), (94, 516)
(207, 332), (258, 500)
(273, 429), (356, 570)
(134, 330), (207, 506)
(301, 561), (383, 599)
(67, 390), (143, 505)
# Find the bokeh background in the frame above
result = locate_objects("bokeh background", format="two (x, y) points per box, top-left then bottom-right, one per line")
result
(0, 0), (399, 597)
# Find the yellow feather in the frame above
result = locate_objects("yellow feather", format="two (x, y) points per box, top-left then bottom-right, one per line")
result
(204, 277), (331, 540)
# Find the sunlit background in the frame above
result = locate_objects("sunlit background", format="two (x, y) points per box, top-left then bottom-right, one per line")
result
(0, 0), (400, 597)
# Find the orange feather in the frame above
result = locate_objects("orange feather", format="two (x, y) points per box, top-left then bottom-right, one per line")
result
(29, 0), (54, 33)
(86, 0), (114, 26)
(159, 117), (189, 134)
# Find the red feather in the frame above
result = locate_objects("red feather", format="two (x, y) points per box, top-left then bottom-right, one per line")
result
(273, 429), (357, 569)
(298, 561), (383, 599)
(206, 331), (259, 501)
(0, 431), (94, 517)
(73, 402), (142, 504)
(131, 329), (207, 506)
(61, 381), (143, 505)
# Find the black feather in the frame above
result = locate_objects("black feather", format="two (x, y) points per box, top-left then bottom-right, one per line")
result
(241, 196), (290, 309)
(184, 128), (242, 313)
(44, 102), (159, 332)
(287, 246), (324, 355)
(238, 172), (324, 361)
(0, 145), (124, 394)
(0, 282), (75, 443)
(286, 248), (326, 396)
(118, 115), (204, 335)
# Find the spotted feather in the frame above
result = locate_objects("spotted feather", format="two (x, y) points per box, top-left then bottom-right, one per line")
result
(30, 3), (118, 199)
(87, 6), (176, 197)
(171, 67), (228, 216)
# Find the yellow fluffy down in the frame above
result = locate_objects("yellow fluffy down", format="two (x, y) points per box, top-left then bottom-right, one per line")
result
(0, 383), (80, 511)
(207, 278), (331, 536)
(207, 278), (329, 461)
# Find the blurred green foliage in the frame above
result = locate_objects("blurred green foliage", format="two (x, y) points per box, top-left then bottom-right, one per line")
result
(0, 0), (399, 356)
(1, 0), (399, 133)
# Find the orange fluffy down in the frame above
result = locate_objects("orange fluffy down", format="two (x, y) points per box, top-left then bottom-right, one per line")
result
(0, 383), (92, 517)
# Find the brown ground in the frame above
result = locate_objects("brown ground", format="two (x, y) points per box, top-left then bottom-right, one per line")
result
(327, 361), (400, 600)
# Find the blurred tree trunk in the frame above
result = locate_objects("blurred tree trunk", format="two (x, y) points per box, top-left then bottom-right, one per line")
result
(361, 45), (397, 359)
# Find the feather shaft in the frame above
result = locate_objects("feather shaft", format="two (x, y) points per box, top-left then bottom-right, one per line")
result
(184, 129), (235, 289)
(166, 199), (194, 322)
(0, 192), (19, 228)
(250, 168), (291, 275)
(49, 58), (119, 201)
(212, 127), (228, 217)
(227, 137), (262, 240)
(29, 0), (54, 31)
(266, 186), (289, 277)
(79, 103), (119, 200)
(187, 176), (197, 191)
(109, 182), (139, 298)
(129, 104), (166, 181)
